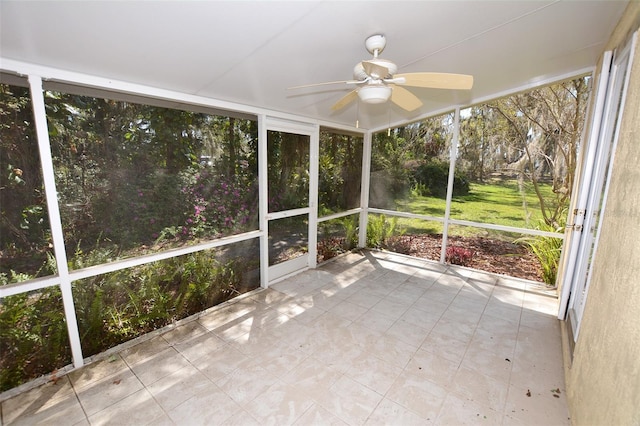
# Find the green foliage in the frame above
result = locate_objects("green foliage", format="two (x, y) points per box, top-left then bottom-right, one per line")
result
(0, 288), (71, 392)
(410, 159), (470, 197)
(73, 249), (249, 358)
(367, 214), (403, 248)
(318, 131), (363, 213)
(342, 216), (359, 250)
(517, 221), (564, 286)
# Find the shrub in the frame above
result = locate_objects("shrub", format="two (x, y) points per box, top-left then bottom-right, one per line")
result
(0, 287), (71, 392)
(517, 221), (564, 286)
(445, 245), (474, 266)
(411, 160), (470, 197)
(367, 214), (401, 248)
(317, 237), (345, 262)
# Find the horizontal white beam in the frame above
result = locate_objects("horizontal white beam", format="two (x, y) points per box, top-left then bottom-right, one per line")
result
(367, 208), (563, 239)
(0, 230), (263, 298)
(318, 208), (362, 223)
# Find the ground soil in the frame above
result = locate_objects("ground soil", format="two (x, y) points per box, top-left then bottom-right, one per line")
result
(399, 233), (544, 283)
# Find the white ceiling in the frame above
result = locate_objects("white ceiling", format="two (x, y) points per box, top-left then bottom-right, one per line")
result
(0, 1), (629, 130)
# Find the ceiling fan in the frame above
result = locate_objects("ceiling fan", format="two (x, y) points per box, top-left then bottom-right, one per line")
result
(290, 34), (473, 112)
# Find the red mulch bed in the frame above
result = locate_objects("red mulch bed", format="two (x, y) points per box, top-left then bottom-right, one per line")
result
(397, 234), (544, 282)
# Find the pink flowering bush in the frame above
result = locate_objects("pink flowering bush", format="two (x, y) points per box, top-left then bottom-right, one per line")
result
(445, 245), (474, 266)
(179, 168), (257, 239)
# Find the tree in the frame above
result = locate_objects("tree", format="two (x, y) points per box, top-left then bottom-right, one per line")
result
(489, 77), (589, 227)
(0, 81), (52, 278)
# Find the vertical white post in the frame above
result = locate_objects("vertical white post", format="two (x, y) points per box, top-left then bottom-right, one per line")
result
(258, 115), (269, 288)
(358, 131), (372, 248)
(308, 125), (320, 268)
(440, 108), (460, 264)
(28, 75), (84, 368)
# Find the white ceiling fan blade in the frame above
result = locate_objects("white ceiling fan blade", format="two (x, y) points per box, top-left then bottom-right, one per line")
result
(331, 90), (358, 111)
(394, 72), (473, 90)
(362, 60), (391, 79)
(391, 85), (423, 112)
(288, 80), (362, 90)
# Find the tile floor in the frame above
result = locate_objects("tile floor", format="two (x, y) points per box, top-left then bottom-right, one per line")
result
(0, 250), (570, 425)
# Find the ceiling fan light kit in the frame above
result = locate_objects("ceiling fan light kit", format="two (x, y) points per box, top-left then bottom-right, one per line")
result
(290, 34), (473, 113)
(358, 85), (392, 104)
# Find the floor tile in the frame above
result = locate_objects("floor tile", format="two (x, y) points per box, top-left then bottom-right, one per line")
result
(172, 331), (226, 361)
(384, 318), (431, 348)
(421, 330), (470, 364)
(467, 327), (518, 358)
(435, 393), (501, 425)
(460, 345), (513, 384)
(166, 383), (242, 425)
(120, 336), (172, 366)
(387, 282), (427, 304)
(430, 316), (477, 342)
(404, 348), (460, 390)
(246, 380), (315, 426)
(504, 380), (571, 425)
(365, 398), (430, 425)
(128, 347), (191, 386)
(88, 388), (164, 426)
(365, 334), (417, 369)
(313, 375), (384, 426)
(281, 355), (344, 395)
(399, 305), (441, 329)
(346, 289), (384, 309)
(215, 362), (278, 404)
(1, 377), (86, 426)
(451, 366), (509, 412)
(68, 355), (130, 389)
(354, 308), (397, 333)
(386, 368), (448, 422)
(370, 298), (411, 321)
(161, 320), (208, 346)
(522, 292), (559, 316)
(191, 344), (250, 382)
(75, 368), (143, 415)
(219, 409), (261, 426)
(420, 287), (459, 305)
(343, 352), (404, 395)
(293, 403), (348, 425)
(145, 364), (212, 410)
(328, 299), (369, 321)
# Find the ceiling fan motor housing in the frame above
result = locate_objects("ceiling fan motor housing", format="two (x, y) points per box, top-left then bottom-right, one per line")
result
(353, 59), (397, 80)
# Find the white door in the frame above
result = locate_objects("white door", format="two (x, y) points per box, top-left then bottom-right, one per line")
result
(263, 118), (318, 283)
(559, 32), (637, 341)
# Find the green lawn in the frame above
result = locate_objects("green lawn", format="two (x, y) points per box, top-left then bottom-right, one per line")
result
(392, 179), (561, 236)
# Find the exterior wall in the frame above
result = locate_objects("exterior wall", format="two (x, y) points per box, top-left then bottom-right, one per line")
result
(563, 3), (640, 425)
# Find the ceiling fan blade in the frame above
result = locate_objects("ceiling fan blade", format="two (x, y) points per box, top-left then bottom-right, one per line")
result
(331, 90), (358, 111)
(362, 60), (391, 79)
(288, 80), (352, 90)
(394, 72), (473, 90)
(391, 86), (423, 112)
